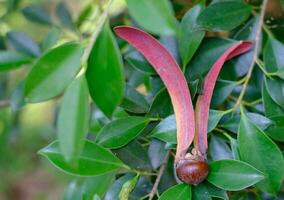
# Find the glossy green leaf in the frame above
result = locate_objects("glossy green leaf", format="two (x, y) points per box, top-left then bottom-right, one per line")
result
(7, 31), (41, 57)
(119, 174), (139, 200)
(179, 4), (205, 69)
(148, 139), (167, 169)
(147, 89), (173, 118)
(197, 2), (252, 32)
(150, 109), (224, 145)
(81, 174), (114, 200)
(39, 140), (127, 176)
(265, 115), (284, 142)
(209, 136), (233, 161)
(114, 140), (152, 171)
(207, 160), (264, 191)
(264, 76), (284, 109)
(125, 50), (155, 75)
(58, 76), (90, 165)
(42, 27), (60, 51)
(246, 112), (272, 130)
(186, 38), (236, 80)
(0, 51), (31, 70)
(24, 42), (83, 103)
(193, 182), (228, 200)
(151, 115), (176, 144)
(125, 0), (178, 35)
(275, 67), (284, 80)
(264, 36), (284, 73)
(238, 113), (284, 194)
(211, 80), (237, 106)
(96, 116), (150, 149)
(262, 81), (284, 117)
(120, 84), (149, 114)
(208, 110), (226, 132)
(105, 174), (135, 200)
(64, 173), (114, 200)
(10, 82), (25, 112)
(22, 5), (52, 25)
(159, 184), (191, 200)
(86, 24), (124, 117)
(56, 2), (75, 30)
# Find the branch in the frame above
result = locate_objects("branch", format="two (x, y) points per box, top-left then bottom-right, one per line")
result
(80, 0), (114, 71)
(148, 151), (170, 200)
(233, 0), (269, 110)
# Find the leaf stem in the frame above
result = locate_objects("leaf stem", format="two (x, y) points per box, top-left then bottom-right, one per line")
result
(148, 151), (170, 200)
(233, 0), (268, 111)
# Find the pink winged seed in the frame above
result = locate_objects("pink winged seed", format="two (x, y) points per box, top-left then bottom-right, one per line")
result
(114, 26), (195, 161)
(194, 41), (253, 156)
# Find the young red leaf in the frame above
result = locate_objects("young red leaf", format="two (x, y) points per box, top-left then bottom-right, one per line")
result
(114, 26), (195, 161)
(194, 41), (253, 156)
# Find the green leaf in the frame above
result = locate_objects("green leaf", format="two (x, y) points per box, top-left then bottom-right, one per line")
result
(238, 112), (284, 194)
(56, 2), (75, 30)
(275, 67), (284, 80)
(105, 174), (135, 200)
(64, 173), (114, 200)
(264, 76), (284, 109)
(264, 36), (284, 73)
(151, 115), (176, 144)
(58, 76), (90, 165)
(265, 115), (284, 142)
(159, 184), (191, 200)
(96, 116), (150, 149)
(185, 38), (236, 80)
(39, 140), (127, 176)
(10, 82), (25, 112)
(0, 51), (31, 70)
(125, 50), (155, 75)
(193, 182), (228, 200)
(262, 81), (284, 117)
(209, 136), (233, 161)
(147, 89), (173, 118)
(7, 31), (41, 57)
(22, 5), (52, 25)
(24, 42), (83, 103)
(246, 112), (272, 130)
(114, 140), (152, 171)
(208, 110), (226, 132)
(87, 24), (124, 117)
(207, 159), (264, 191)
(119, 174), (139, 200)
(82, 174), (115, 200)
(120, 84), (149, 114)
(148, 139), (167, 169)
(179, 4), (205, 69)
(42, 27), (60, 52)
(125, 0), (178, 35)
(197, 2), (252, 32)
(211, 80), (237, 106)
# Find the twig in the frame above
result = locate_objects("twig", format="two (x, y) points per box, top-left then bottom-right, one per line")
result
(233, 0), (269, 110)
(0, 100), (10, 108)
(148, 151), (170, 200)
(80, 0), (114, 72)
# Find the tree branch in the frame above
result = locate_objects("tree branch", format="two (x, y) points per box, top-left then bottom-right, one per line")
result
(148, 151), (170, 200)
(233, 0), (269, 110)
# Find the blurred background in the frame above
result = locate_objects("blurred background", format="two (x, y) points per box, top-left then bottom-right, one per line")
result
(0, 0), (127, 199)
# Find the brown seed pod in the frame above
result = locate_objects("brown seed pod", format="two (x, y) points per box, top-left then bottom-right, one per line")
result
(176, 158), (209, 185)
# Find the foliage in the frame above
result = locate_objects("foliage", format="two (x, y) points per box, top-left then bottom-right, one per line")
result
(0, 0), (284, 199)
